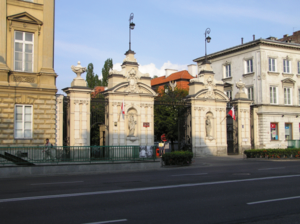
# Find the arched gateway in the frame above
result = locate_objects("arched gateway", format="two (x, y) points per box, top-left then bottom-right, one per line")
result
(102, 50), (157, 146)
(185, 62), (230, 156)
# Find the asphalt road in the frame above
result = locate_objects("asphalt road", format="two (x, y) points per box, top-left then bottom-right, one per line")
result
(1, 156), (300, 224)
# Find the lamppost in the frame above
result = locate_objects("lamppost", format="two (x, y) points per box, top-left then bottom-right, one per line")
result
(204, 28), (211, 63)
(129, 13), (135, 51)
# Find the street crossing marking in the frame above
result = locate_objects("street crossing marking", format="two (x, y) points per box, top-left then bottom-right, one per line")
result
(31, 181), (83, 185)
(258, 167), (285, 170)
(171, 173), (208, 177)
(2, 174), (300, 203)
(83, 219), (127, 224)
(248, 196), (300, 205)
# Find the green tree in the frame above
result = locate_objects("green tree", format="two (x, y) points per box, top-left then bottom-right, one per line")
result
(154, 85), (188, 151)
(86, 63), (101, 89)
(101, 58), (113, 86)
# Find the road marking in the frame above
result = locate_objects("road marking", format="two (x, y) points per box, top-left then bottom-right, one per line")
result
(171, 173), (208, 177)
(31, 181), (83, 185)
(248, 196), (300, 205)
(83, 219), (127, 224)
(258, 167), (285, 170)
(1, 174), (300, 203)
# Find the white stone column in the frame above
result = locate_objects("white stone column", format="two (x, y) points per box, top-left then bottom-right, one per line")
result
(147, 104), (153, 145)
(120, 103), (125, 145)
(112, 103), (118, 145)
(140, 105), (146, 145)
(195, 108), (200, 146)
(63, 61), (93, 150)
(55, 95), (64, 146)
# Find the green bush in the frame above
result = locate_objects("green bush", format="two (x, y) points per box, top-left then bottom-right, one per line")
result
(244, 148), (300, 159)
(162, 151), (193, 166)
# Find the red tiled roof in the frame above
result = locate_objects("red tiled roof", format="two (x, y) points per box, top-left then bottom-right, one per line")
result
(151, 70), (194, 86)
(92, 86), (105, 97)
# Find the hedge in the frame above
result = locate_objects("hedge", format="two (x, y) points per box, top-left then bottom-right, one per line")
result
(162, 151), (193, 165)
(244, 148), (300, 159)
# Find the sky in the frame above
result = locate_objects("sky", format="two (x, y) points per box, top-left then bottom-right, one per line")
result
(54, 0), (300, 94)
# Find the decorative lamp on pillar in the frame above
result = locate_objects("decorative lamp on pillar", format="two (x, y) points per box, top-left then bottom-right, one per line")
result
(129, 13), (135, 51)
(204, 28), (211, 64)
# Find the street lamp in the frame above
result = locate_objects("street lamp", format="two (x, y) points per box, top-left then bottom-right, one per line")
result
(204, 28), (211, 63)
(129, 13), (135, 51)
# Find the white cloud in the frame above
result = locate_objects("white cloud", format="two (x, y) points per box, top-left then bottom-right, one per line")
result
(113, 61), (187, 77)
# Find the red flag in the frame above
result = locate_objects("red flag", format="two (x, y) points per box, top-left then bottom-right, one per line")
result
(228, 107), (236, 120)
(121, 99), (125, 117)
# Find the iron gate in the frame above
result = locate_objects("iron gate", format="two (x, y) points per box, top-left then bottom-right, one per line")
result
(226, 103), (238, 154)
(154, 99), (192, 151)
(90, 95), (108, 146)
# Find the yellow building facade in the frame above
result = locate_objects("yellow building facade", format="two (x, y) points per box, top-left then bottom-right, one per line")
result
(0, 0), (57, 146)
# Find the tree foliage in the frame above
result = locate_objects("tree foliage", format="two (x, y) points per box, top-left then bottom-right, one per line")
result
(86, 63), (101, 89)
(86, 58), (113, 89)
(154, 85), (188, 151)
(101, 58), (113, 86)
(90, 93), (106, 146)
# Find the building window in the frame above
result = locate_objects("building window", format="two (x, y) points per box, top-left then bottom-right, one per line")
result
(284, 87), (292, 105)
(270, 123), (278, 140)
(247, 87), (254, 100)
(298, 61), (300, 74)
(299, 89), (300, 105)
(226, 90), (232, 100)
(270, 86), (277, 104)
(14, 31), (34, 72)
(283, 59), (291, 73)
(246, 59), (253, 73)
(285, 123), (292, 140)
(269, 58), (276, 72)
(14, 105), (32, 139)
(225, 64), (231, 78)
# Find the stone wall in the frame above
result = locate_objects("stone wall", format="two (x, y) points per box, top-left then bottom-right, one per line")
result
(0, 91), (56, 146)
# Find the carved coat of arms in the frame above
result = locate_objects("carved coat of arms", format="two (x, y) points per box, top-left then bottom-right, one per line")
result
(204, 76), (216, 99)
(125, 68), (140, 93)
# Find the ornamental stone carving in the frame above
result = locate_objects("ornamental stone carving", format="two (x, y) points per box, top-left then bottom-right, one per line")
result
(125, 68), (140, 93)
(13, 76), (35, 83)
(128, 114), (137, 137)
(205, 116), (212, 137)
(71, 61), (86, 78)
(204, 76), (216, 99)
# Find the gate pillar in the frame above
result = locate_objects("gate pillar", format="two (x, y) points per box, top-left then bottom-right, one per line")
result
(186, 62), (229, 156)
(62, 61), (93, 147)
(103, 50), (157, 147)
(231, 80), (252, 154)
(55, 94), (64, 146)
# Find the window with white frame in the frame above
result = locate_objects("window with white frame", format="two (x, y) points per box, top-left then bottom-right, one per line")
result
(247, 86), (254, 100)
(225, 64), (231, 78)
(269, 58), (276, 72)
(246, 59), (253, 73)
(283, 59), (291, 73)
(14, 31), (34, 72)
(298, 61), (300, 74)
(14, 105), (32, 139)
(270, 86), (278, 104)
(284, 87), (292, 105)
(226, 90), (232, 100)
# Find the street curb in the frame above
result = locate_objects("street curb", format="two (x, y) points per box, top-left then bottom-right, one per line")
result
(0, 161), (161, 179)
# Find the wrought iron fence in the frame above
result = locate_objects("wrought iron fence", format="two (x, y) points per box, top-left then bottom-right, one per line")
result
(0, 145), (156, 165)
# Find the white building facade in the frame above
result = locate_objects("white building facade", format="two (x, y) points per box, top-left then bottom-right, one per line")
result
(194, 39), (300, 149)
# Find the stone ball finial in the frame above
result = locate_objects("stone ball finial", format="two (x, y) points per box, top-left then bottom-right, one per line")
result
(71, 61), (87, 79)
